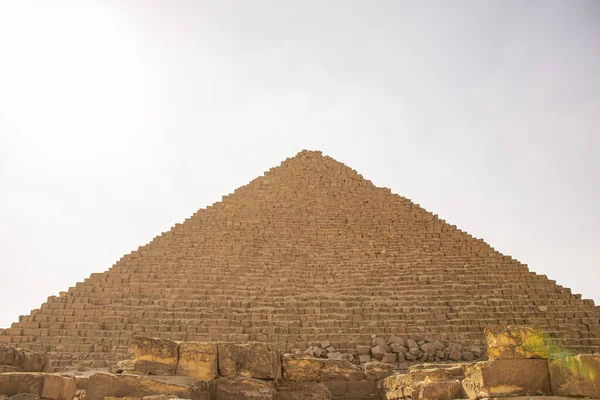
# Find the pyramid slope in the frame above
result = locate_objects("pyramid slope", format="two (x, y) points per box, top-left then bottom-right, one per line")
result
(1, 150), (598, 371)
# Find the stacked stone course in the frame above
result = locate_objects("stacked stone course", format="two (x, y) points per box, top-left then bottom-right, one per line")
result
(0, 150), (599, 372)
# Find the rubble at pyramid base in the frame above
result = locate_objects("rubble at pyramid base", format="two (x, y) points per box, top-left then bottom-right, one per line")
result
(1, 326), (598, 400)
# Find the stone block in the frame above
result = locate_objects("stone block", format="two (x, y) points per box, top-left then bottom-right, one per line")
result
(371, 346), (384, 360)
(358, 354), (371, 363)
(462, 359), (550, 399)
(0, 373), (43, 396)
(8, 348), (48, 372)
(130, 337), (178, 375)
(217, 377), (276, 400)
(364, 361), (393, 381)
(347, 380), (377, 395)
(0, 345), (15, 365)
(484, 326), (550, 360)
(548, 354), (600, 398)
(413, 380), (462, 400)
(356, 345), (370, 355)
(281, 354), (364, 381)
(322, 381), (347, 396)
(379, 369), (454, 400)
(276, 381), (332, 399)
(218, 342), (279, 380)
(381, 353), (397, 364)
(176, 341), (218, 381)
(41, 375), (76, 400)
(84, 373), (206, 400)
(387, 335), (405, 346)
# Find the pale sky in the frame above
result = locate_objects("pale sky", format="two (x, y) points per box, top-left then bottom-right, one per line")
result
(0, 1), (598, 328)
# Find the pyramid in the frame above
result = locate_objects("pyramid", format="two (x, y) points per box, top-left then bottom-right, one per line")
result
(1, 150), (598, 371)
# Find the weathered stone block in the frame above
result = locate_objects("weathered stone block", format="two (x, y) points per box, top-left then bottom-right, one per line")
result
(0, 346), (48, 372)
(84, 373), (206, 400)
(281, 354), (364, 382)
(413, 380), (462, 400)
(217, 377), (276, 400)
(0, 345), (15, 365)
(218, 342), (279, 380)
(484, 326), (550, 360)
(130, 337), (178, 375)
(548, 354), (600, 398)
(462, 359), (550, 399)
(364, 361), (393, 381)
(276, 381), (332, 399)
(177, 341), (218, 381)
(41, 375), (76, 400)
(379, 369), (454, 400)
(0, 372), (43, 396)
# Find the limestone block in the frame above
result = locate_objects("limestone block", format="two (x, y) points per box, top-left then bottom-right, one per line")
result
(548, 354), (600, 398)
(387, 335), (405, 346)
(413, 380), (462, 400)
(356, 345), (370, 355)
(484, 326), (550, 360)
(276, 381), (332, 400)
(216, 377), (277, 400)
(281, 354), (364, 382)
(0, 372), (43, 396)
(378, 369), (454, 400)
(218, 342), (279, 380)
(41, 374), (76, 400)
(381, 353), (397, 364)
(6, 395), (39, 400)
(177, 341), (218, 381)
(2, 347), (48, 372)
(462, 359), (550, 399)
(84, 373), (206, 400)
(370, 346), (384, 360)
(130, 337), (178, 375)
(364, 361), (393, 381)
(0, 365), (21, 373)
(0, 345), (15, 365)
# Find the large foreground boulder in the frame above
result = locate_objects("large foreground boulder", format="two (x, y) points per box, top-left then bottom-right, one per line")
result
(218, 343), (279, 380)
(216, 377), (276, 400)
(461, 359), (550, 399)
(484, 326), (550, 360)
(84, 373), (208, 400)
(281, 354), (364, 382)
(0, 373), (43, 397)
(130, 337), (179, 376)
(379, 368), (460, 400)
(548, 354), (600, 398)
(176, 342), (218, 381)
(0, 345), (48, 372)
(276, 382), (332, 400)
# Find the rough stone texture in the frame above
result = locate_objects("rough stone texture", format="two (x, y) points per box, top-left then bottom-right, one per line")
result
(130, 337), (178, 375)
(276, 382), (332, 400)
(484, 326), (551, 360)
(176, 341), (218, 381)
(84, 373), (206, 400)
(363, 361), (393, 381)
(0, 373), (43, 396)
(281, 355), (364, 382)
(41, 375), (76, 400)
(216, 377), (276, 400)
(462, 359), (550, 399)
(379, 369), (455, 400)
(412, 380), (462, 400)
(0, 346), (48, 372)
(548, 354), (600, 398)
(218, 343), (279, 380)
(1, 150), (599, 372)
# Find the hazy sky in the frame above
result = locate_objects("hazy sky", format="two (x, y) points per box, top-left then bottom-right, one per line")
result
(0, 1), (598, 328)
